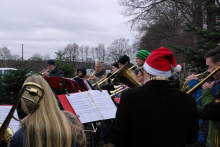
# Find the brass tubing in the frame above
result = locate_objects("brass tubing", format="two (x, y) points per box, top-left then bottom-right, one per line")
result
(92, 68), (121, 87)
(187, 67), (220, 95)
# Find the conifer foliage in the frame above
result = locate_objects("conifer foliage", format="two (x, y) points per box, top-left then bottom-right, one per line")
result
(0, 68), (32, 118)
(173, 1), (220, 72)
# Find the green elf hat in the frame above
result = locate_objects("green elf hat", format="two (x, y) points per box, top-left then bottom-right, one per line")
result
(136, 50), (150, 61)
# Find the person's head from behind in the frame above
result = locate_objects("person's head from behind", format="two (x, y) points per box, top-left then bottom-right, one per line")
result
(136, 66), (145, 84)
(95, 60), (105, 73)
(118, 55), (130, 68)
(21, 76), (85, 147)
(143, 47), (181, 80)
(205, 46), (220, 80)
(46, 59), (56, 72)
(112, 62), (119, 73)
(136, 50), (150, 67)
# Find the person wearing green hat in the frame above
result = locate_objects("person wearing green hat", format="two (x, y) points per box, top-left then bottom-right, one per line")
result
(136, 50), (150, 67)
(132, 50), (150, 79)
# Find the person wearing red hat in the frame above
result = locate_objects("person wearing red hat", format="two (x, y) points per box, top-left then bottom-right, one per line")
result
(109, 47), (199, 147)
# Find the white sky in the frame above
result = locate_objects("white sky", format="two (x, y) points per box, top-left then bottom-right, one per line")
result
(0, 0), (134, 59)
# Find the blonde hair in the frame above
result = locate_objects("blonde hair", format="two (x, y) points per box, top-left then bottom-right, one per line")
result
(20, 76), (86, 147)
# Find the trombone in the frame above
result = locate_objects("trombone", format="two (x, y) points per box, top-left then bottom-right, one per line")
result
(0, 82), (44, 144)
(92, 68), (121, 87)
(110, 87), (130, 98)
(92, 62), (138, 87)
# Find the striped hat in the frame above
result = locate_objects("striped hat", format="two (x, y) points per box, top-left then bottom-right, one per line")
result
(136, 50), (150, 61)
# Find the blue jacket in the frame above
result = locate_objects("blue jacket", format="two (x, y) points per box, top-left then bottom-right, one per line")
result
(188, 79), (219, 144)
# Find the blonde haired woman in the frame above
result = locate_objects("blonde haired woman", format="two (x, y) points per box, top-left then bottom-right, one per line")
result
(10, 76), (86, 147)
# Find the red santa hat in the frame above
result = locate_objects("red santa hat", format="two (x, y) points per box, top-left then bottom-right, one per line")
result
(143, 47), (181, 78)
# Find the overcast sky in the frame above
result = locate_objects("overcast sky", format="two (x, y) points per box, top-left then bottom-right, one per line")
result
(0, 0), (135, 59)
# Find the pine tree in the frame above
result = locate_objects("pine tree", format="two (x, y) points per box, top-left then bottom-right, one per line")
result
(172, 1), (220, 73)
(0, 68), (32, 119)
(55, 51), (76, 78)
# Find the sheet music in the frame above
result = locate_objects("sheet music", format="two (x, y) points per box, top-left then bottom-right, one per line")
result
(66, 92), (101, 124)
(88, 90), (117, 120)
(84, 80), (93, 90)
(0, 105), (20, 134)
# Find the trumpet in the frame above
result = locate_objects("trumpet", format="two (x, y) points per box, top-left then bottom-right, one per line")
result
(129, 63), (137, 70)
(39, 69), (50, 77)
(0, 82), (45, 144)
(87, 71), (96, 80)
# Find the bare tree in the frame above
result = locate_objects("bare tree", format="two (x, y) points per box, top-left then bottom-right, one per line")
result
(43, 53), (51, 61)
(118, 0), (210, 52)
(0, 47), (12, 67)
(107, 38), (132, 62)
(29, 53), (43, 61)
(84, 45), (90, 62)
(90, 47), (96, 63)
(63, 43), (79, 61)
(12, 54), (21, 61)
(118, 0), (206, 29)
(79, 45), (85, 62)
(95, 44), (106, 61)
(29, 53), (43, 72)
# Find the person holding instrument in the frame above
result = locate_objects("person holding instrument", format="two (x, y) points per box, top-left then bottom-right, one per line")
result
(102, 62), (120, 92)
(109, 47), (198, 147)
(198, 46), (220, 147)
(136, 50), (150, 67)
(88, 60), (107, 86)
(185, 73), (219, 146)
(76, 67), (87, 80)
(10, 76), (86, 147)
(42, 59), (64, 78)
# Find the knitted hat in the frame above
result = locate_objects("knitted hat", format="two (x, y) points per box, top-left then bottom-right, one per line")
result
(47, 59), (55, 65)
(136, 50), (150, 61)
(118, 55), (130, 65)
(143, 47), (181, 78)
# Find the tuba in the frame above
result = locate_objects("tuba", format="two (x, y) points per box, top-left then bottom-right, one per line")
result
(0, 82), (44, 144)
(112, 62), (141, 88)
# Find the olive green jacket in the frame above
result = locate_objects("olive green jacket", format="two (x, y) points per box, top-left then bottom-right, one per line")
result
(202, 88), (220, 147)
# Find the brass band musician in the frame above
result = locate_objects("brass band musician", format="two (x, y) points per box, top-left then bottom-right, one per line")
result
(88, 60), (107, 86)
(10, 76), (86, 147)
(42, 59), (64, 78)
(109, 47), (198, 147)
(196, 46), (220, 147)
